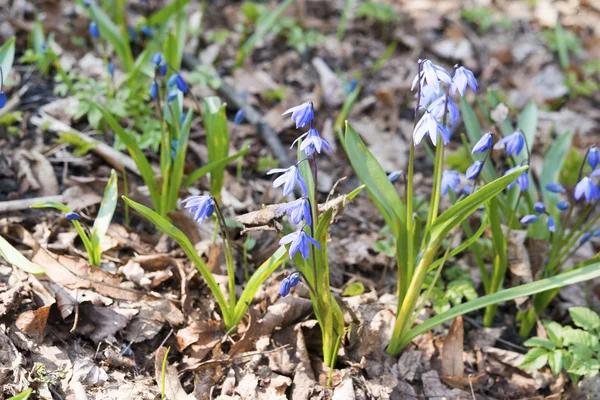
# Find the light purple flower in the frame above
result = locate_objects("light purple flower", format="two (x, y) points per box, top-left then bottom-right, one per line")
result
(413, 110), (450, 146)
(182, 195), (215, 224)
(574, 176), (600, 203)
(520, 215), (537, 224)
(591, 169), (600, 177)
(589, 146), (598, 170)
(545, 183), (564, 193)
(441, 170), (460, 195)
(472, 132), (493, 154)
(466, 161), (484, 180)
(418, 83), (442, 107)
(277, 197), (312, 226)
(451, 66), (478, 96)
(411, 59), (453, 94)
(279, 229), (321, 260)
(429, 96), (460, 126)
(282, 101), (314, 128)
(505, 166), (529, 192)
(267, 165), (307, 196)
(495, 131), (525, 156)
(291, 127), (331, 156)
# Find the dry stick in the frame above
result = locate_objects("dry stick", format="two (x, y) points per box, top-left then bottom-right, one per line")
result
(181, 53), (294, 167)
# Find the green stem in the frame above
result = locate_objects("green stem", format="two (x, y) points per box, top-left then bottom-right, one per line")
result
(213, 200), (237, 311)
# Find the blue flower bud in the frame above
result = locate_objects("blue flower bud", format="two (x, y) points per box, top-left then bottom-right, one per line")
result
(83, 0), (91, 7)
(546, 215), (556, 233)
(150, 82), (158, 100)
(127, 25), (137, 41)
(158, 63), (167, 77)
(471, 132), (493, 154)
(557, 201), (569, 211)
(0, 92), (6, 109)
(175, 75), (188, 93)
(234, 109), (245, 124)
(167, 89), (178, 102)
(580, 231), (592, 245)
(533, 202), (546, 213)
(140, 25), (153, 37)
(545, 183), (564, 193)
(279, 277), (291, 297)
(288, 272), (301, 288)
(89, 21), (99, 39)
(152, 52), (163, 66)
(167, 74), (178, 87)
(348, 79), (358, 93)
(65, 212), (81, 221)
(466, 161), (483, 180)
(108, 62), (114, 77)
(520, 215), (537, 224)
(589, 146), (599, 170)
(388, 170), (402, 183)
(592, 229), (600, 238)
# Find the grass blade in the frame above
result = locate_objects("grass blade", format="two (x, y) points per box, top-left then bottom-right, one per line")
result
(0, 36), (16, 77)
(0, 235), (45, 274)
(91, 169), (118, 265)
(87, 3), (134, 71)
(203, 97), (230, 201)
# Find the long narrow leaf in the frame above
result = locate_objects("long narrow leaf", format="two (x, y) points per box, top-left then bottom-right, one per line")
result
(167, 111), (193, 211)
(183, 147), (250, 187)
(91, 169), (118, 265)
(147, 0), (191, 26)
(541, 131), (571, 213)
(0, 36), (16, 77)
(88, 3), (133, 71)
(0, 235), (45, 274)
(203, 97), (230, 201)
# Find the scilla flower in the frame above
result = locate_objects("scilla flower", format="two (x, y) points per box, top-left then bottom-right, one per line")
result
(418, 84), (441, 107)
(89, 21), (99, 39)
(282, 101), (314, 129)
(580, 232), (592, 246)
(557, 201), (569, 210)
(505, 166), (529, 192)
(152, 52), (163, 66)
(167, 89), (177, 102)
(108, 62), (114, 78)
(534, 202), (546, 213)
(296, 128), (331, 156)
(150, 82), (158, 100)
(472, 132), (493, 154)
(411, 59), (452, 94)
(495, 131), (525, 156)
(388, 170), (402, 183)
(546, 216), (556, 233)
(429, 96), (460, 126)
(589, 146), (599, 170)
(441, 170), (460, 195)
(279, 271), (302, 297)
(520, 215), (537, 224)
(65, 212), (81, 221)
(451, 66), (478, 96)
(234, 109), (245, 124)
(159, 63), (167, 77)
(466, 161), (484, 180)
(279, 229), (321, 260)
(0, 91), (6, 109)
(182, 195), (215, 224)
(545, 183), (564, 193)
(277, 197), (312, 226)
(574, 176), (600, 203)
(413, 110), (450, 146)
(267, 165), (307, 196)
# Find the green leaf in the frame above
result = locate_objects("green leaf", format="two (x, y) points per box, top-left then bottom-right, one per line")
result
(520, 347), (549, 371)
(231, 246), (287, 324)
(235, 0), (295, 68)
(0, 235), (45, 274)
(541, 131), (571, 211)
(87, 3), (134, 71)
(122, 196), (232, 328)
(203, 97), (230, 201)
(183, 147), (250, 187)
(561, 326), (599, 348)
(167, 111), (193, 211)
(91, 169), (118, 266)
(147, 0), (191, 26)
(7, 389), (33, 400)
(344, 122), (405, 235)
(549, 349), (564, 375)
(569, 307), (600, 332)
(342, 282), (365, 297)
(0, 37), (16, 78)
(400, 260), (600, 348)
(544, 320), (565, 346)
(95, 104), (160, 213)
(524, 337), (556, 350)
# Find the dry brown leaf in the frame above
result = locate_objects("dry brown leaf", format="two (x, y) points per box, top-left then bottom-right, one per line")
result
(15, 305), (51, 342)
(441, 316), (464, 378)
(176, 319), (223, 353)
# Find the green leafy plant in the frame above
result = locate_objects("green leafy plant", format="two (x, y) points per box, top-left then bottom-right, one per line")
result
(31, 170), (118, 267)
(521, 307), (600, 383)
(7, 389), (33, 400)
(423, 266), (478, 314)
(543, 21), (582, 70)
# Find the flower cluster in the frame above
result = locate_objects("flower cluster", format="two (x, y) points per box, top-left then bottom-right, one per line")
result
(149, 52), (188, 102)
(520, 201), (555, 233)
(412, 59), (477, 147)
(279, 272), (301, 297)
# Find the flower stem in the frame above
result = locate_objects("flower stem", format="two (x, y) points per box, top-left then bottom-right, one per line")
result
(213, 199), (237, 310)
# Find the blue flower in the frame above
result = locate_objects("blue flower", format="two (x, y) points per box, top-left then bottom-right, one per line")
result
(167, 74), (178, 87)
(557, 201), (569, 210)
(546, 215), (556, 233)
(108, 62), (114, 77)
(472, 132), (493, 154)
(574, 176), (600, 203)
(592, 169), (600, 177)
(127, 25), (137, 40)
(279, 229), (321, 260)
(0, 92), (6, 109)
(158, 63), (167, 77)
(411, 59), (452, 94)
(534, 202), (546, 213)
(413, 110), (450, 146)
(460, 186), (474, 196)
(150, 82), (158, 100)
(277, 197), (312, 226)
(451, 66), (478, 96)
(520, 215), (537, 224)
(580, 232), (592, 246)
(505, 166), (529, 192)
(348, 79), (358, 93)
(441, 170), (460, 195)
(175, 75), (188, 93)
(388, 170), (402, 183)
(288, 271), (301, 287)
(545, 183), (564, 193)
(592, 229), (600, 238)
(167, 89), (178, 102)
(279, 277), (292, 297)
(182, 195), (215, 224)
(152, 52), (163, 66)
(140, 25), (153, 37)
(418, 83), (442, 107)
(294, 127), (331, 156)
(282, 101), (314, 129)
(429, 96), (460, 126)
(83, 0), (91, 7)
(234, 109), (245, 124)
(589, 146), (599, 170)
(65, 212), (80, 221)
(89, 21), (99, 39)
(466, 161), (483, 180)
(267, 165), (307, 196)
(495, 131), (525, 156)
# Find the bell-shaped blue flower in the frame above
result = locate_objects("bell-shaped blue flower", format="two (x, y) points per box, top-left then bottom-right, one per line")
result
(175, 75), (188, 93)
(140, 25), (153, 37)
(277, 197), (312, 226)
(89, 21), (99, 39)
(589, 146), (599, 170)
(388, 170), (402, 183)
(545, 183), (564, 193)
(297, 128), (331, 156)
(411, 59), (452, 94)
(65, 212), (81, 221)
(152, 52), (163, 66)
(267, 165), (307, 196)
(282, 101), (314, 129)
(279, 229), (321, 260)
(546, 215), (556, 233)
(556, 200), (569, 211)
(0, 91), (6, 109)
(505, 166), (529, 192)
(520, 215), (537, 224)
(574, 176), (600, 203)
(418, 83), (442, 107)
(466, 161), (484, 180)
(429, 96), (460, 126)
(472, 132), (493, 154)
(534, 202), (546, 213)
(413, 110), (450, 146)
(182, 195), (215, 224)
(495, 131), (525, 156)
(441, 170), (460, 195)
(279, 277), (292, 297)
(451, 66), (478, 96)
(460, 186), (474, 196)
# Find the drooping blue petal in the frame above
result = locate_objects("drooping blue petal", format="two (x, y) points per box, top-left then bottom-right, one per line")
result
(282, 101), (314, 128)
(589, 146), (599, 170)
(429, 96), (460, 126)
(175, 75), (188, 93)
(574, 177), (600, 203)
(89, 22), (99, 39)
(167, 74), (178, 87)
(413, 111), (448, 146)
(279, 277), (291, 297)
(520, 215), (537, 224)
(471, 132), (493, 154)
(65, 212), (81, 221)
(451, 66), (478, 96)
(288, 272), (301, 287)
(234, 109), (245, 124)
(494, 131), (525, 156)
(546, 215), (556, 232)
(277, 197), (312, 226)
(300, 127), (331, 156)
(411, 59), (452, 94)
(150, 82), (158, 100)
(279, 230), (320, 260)
(505, 166), (529, 192)
(388, 170), (403, 183)
(268, 165), (307, 196)
(556, 200), (569, 210)
(182, 195), (215, 224)
(534, 202), (546, 213)
(152, 52), (163, 66)
(466, 161), (484, 180)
